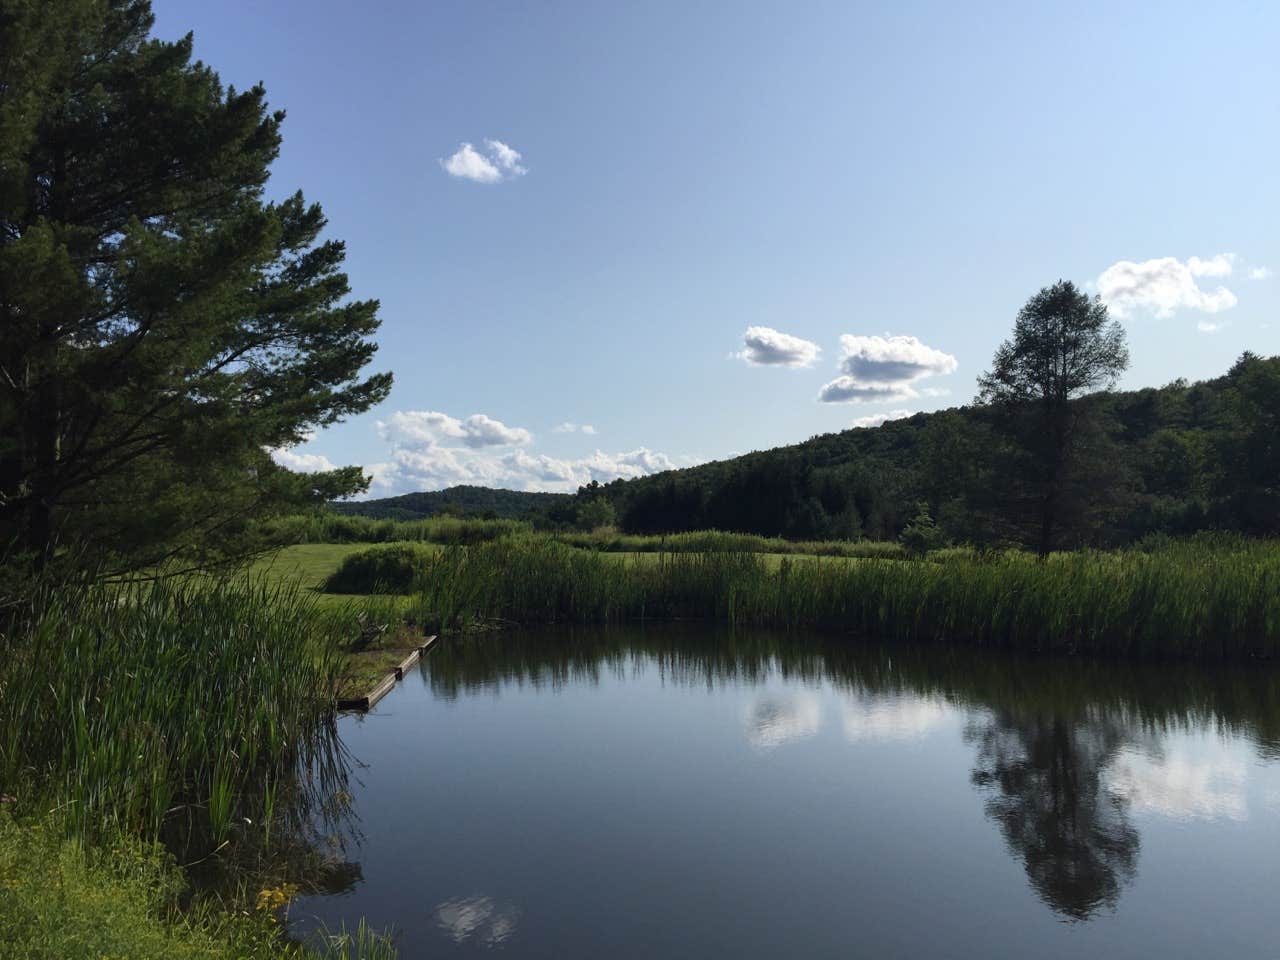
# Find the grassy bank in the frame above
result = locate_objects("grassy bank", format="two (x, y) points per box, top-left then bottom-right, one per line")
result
(407, 534), (1280, 659)
(0, 576), (396, 958)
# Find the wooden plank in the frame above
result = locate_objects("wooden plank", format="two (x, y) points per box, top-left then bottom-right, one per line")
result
(365, 671), (398, 709)
(394, 648), (420, 680)
(335, 634), (441, 713)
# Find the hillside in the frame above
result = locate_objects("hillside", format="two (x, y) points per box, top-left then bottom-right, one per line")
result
(589, 353), (1277, 546)
(334, 354), (1276, 549)
(334, 484), (570, 520)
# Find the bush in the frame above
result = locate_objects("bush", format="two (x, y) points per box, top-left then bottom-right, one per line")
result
(323, 543), (438, 594)
(900, 503), (947, 558)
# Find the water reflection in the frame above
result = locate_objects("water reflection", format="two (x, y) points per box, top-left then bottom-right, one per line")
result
(1105, 740), (1249, 822)
(746, 693), (822, 749)
(842, 695), (946, 742)
(966, 710), (1139, 920)
(416, 627), (1280, 928)
(434, 896), (522, 946)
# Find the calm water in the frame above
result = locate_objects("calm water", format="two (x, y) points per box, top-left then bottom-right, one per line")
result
(293, 628), (1280, 958)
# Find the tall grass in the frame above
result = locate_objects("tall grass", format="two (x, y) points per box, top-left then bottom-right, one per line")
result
(411, 535), (1280, 659)
(0, 576), (346, 842)
(555, 527), (908, 559)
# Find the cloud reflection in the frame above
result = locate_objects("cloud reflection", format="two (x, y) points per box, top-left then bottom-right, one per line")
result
(745, 693), (821, 749)
(434, 896), (521, 946)
(842, 696), (946, 743)
(1104, 745), (1248, 822)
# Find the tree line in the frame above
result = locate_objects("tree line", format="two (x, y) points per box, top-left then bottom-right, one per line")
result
(593, 286), (1278, 553)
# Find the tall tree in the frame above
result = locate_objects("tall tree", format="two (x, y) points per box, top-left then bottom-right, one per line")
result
(0, 0), (391, 573)
(978, 281), (1129, 555)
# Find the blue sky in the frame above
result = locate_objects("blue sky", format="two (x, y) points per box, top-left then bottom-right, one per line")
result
(154, 0), (1280, 495)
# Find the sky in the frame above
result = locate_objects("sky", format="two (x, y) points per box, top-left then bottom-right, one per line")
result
(153, 0), (1280, 496)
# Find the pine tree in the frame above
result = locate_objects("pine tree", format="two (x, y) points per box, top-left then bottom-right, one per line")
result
(0, 1), (391, 573)
(978, 281), (1129, 555)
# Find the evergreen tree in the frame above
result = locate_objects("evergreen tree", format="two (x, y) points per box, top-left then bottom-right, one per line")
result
(978, 282), (1129, 555)
(0, 1), (391, 572)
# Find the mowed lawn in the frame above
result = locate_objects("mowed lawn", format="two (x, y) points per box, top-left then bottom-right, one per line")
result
(249, 541), (441, 592)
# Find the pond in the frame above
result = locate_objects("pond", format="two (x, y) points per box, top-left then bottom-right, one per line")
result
(292, 627), (1280, 958)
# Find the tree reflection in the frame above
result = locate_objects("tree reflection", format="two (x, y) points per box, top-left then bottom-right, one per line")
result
(967, 710), (1139, 920)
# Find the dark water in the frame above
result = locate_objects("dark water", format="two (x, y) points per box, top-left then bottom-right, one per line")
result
(292, 628), (1280, 958)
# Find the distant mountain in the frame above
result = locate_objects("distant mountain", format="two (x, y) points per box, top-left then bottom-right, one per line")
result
(333, 484), (570, 520)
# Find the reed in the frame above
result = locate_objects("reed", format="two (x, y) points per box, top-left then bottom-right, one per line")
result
(0, 576), (347, 842)
(554, 527), (908, 559)
(411, 534), (1280, 659)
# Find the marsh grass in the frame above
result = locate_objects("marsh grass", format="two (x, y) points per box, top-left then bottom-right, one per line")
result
(555, 527), (908, 559)
(0, 576), (347, 843)
(412, 535), (1280, 659)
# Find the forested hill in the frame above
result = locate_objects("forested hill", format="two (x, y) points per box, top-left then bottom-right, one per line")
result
(336, 353), (1276, 549)
(590, 353), (1279, 547)
(335, 485), (570, 520)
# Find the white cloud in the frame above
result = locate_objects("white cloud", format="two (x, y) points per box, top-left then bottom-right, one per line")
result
(819, 379), (916, 404)
(1097, 255), (1239, 319)
(736, 326), (821, 367)
(377, 411), (532, 449)
(484, 138), (527, 176)
(1188, 253), (1236, 277)
(441, 139), (528, 183)
(835, 334), (958, 382)
(818, 334), (956, 404)
(1249, 266), (1273, 280)
(440, 142), (501, 183)
(1197, 319), (1227, 334)
(582, 424), (598, 435)
(269, 448), (337, 473)
(362, 409), (687, 495)
(850, 409), (913, 429)
(553, 422), (599, 435)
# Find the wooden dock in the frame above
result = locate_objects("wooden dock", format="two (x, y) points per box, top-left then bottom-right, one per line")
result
(336, 635), (439, 712)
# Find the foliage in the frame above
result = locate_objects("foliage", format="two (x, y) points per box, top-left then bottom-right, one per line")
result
(575, 496), (617, 531)
(899, 503), (947, 557)
(977, 281), (1131, 554)
(332, 485), (568, 521)
(570, 352), (1279, 552)
(323, 543), (437, 594)
(0, 0), (390, 574)
(259, 511), (526, 546)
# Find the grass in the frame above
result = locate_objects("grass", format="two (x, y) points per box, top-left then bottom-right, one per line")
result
(406, 533), (1280, 659)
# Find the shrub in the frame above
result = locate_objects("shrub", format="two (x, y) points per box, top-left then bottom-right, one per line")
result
(323, 543), (438, 594)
